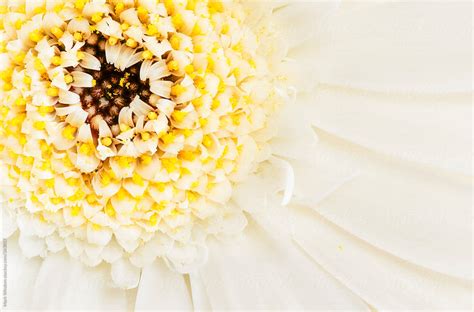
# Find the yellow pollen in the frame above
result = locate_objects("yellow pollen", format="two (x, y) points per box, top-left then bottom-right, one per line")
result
(69, 189), (84, 201)
(179, 150), (197, 161)
(132, 173), (144, 186)
(23, 76), (32, 85)
(230, 96), (238, 108)
(47, 87), (59, 97)
(167, 60), (179, 71)
(182, 129), (193, 137)
(193, 76), (206, 89)
(105, 203), (115, 216)
(170, 209), (180, 216)
(34, 58), (46, 73)
(108, 37), (118, 45)
(51, 55), (62, 66)
(120, 23), (130, 31)
(16, 5), (26, 14)
(232, 114), (241, 125)
(142, 50), (153, 60)
(73, 32), (83, 42)
(29, 30), (43, 43)
(101, 137), (112, 146)
(186, 0), (196, 10)
(172, 110), (187, 122)
(192, 97), (204, 107)
(74, 0), (86, 10)
(161, 132), (175, 145)
(221, 24), (230, 34)
(149, 214), (158, 226)
(86, 194), (97, 204)
(77, 51), (85, 60)
(51, 27), (64, 39)
(91, 12), (103, 23)
(162, 157), (179, 172)
(137, 6), (148, 22)
(211, 99), (220, 109)
(199, 118), (208, 127)
(62, 125), (77, 140)
(216, 158), (225, 169)
(0, 106), (8, 116)
(187, 191), (198, 202)
(54, 4), (63, 13)
(13, 51), (26, 64)
(64, 74), (74, 84)
(191, 23), (202, 36)
(194, 44), (203, 53)
(31, 194), (39, 203)
(51, 197), (62, 205)
(184, 64), (194, 75)
(0, 69), (12, 81)
(164, 0), (174, 13)
(118, 156), (132, 168)
(3, 82), (12, 91)
(218, 81), (226, 93)
(169, 35), (181, 50)
(101, 174), (111, 186)
(71, 206), (81, 216)
(14, 97), (27, 107)
(140, 132), (151, 141)
(79, 143), (93, 155)
(202, 135), (213, 148)
(171, 84), (185, 97)
(172, 14), (184, 29)
(126, 38), (138, 48)
(209, 1), (224, 13)
(146, 24), (159, 36)
(152, 200), (167, 211)
(39, 141), (50, 152)
(115, 2), (125, 14)
(147, 111), (158, 120)
(23, 156), (34, 165)
(33, 121), (46, 130)
(116, 188), (128, 200)
(66, 177), (77, 185)
(140, 154), (153, 165)
(119, 123), (130, 132)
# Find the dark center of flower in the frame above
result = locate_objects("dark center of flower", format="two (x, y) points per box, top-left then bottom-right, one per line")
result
(70, 34), (152, 129)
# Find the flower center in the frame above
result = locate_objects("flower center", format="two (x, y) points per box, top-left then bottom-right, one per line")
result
(71, 34), (154, 131)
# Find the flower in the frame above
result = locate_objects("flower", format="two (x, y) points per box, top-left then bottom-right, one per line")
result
(1, 0), (280, 288)
(1, 0), (472, 311)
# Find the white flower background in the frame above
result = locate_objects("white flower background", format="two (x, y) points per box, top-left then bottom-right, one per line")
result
(2, 0), (472, 310)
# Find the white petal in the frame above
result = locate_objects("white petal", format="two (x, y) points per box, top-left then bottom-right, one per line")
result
(130, 95), (154, 116)
(71, 71), (94, 87)
(80, 52), (101, 70)
(207, 178), (232, 204)
(87, 223), (113, 246)
(135, 260), (193, 310)
(150, 80), (173, 98)
(111, 258), (141, 289)
(18, 233), (46, 258)
(58, 90), (80, 104)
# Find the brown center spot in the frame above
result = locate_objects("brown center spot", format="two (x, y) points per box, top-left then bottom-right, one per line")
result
(70, 34), (152, 130)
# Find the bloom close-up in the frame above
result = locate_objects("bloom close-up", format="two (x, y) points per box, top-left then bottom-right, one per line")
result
(1, 0), (472, 310)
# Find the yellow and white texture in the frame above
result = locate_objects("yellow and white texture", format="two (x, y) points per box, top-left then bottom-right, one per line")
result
(1, 0), (472, 310)
(0, 0), (289, 288)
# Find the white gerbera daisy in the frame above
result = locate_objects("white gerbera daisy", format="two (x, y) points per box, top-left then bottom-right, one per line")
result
(1, 0), (472, 311)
